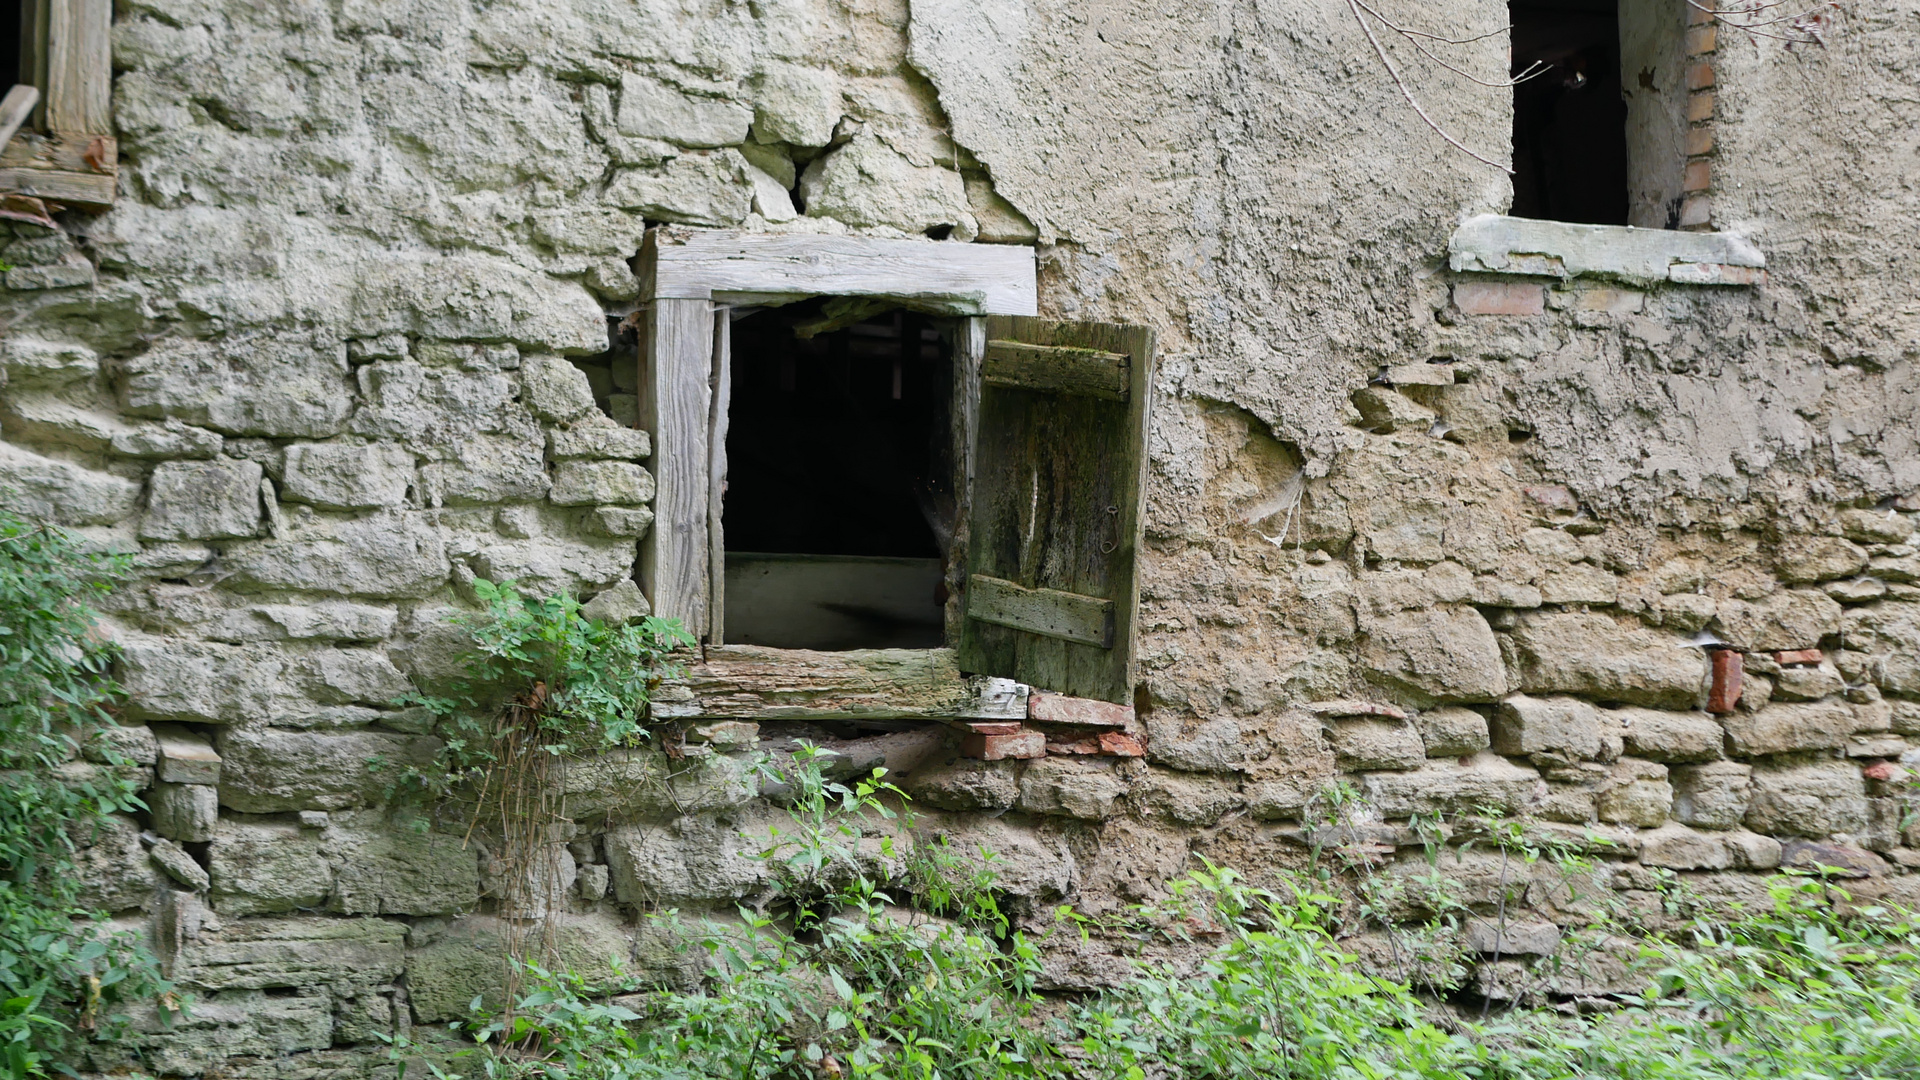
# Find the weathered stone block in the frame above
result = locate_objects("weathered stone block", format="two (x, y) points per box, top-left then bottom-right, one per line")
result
(591, 506), (655, 538)
(0, 442), (141, 525)
(152, 782), (220, 843)
(1596, 758), (1671, 827)
(175, 916), (406, 994)
(1713, 589), (1842, 652)
(281, 442), (414, 509)
(1328, 717), (1426, 771)
(123, 337), (353, 438)
(1505, 613), (1706, 708)
(111, 419), (224, 459)
(1350, 386), (1434, 433)
(326, 822), (479, 916)
(604, 813), (773, 905)
(1776, 535), (1869, 583)
(153, 724), (223, 783)
(121, 640), (291, 725)
(225, 512), (451, 599)
(751, 63), (840, 146)
(560, 747), (758, 820)
(615, 74), (753, 146)
(1360, 607), (1508, 705)
(209, 819), (332, 915)
(1131, 770), (1242, 825)
(241, 602), (398, 642)
(73, 815), (159, 912)
(1015, 758), (1126, 820)
(1639, 823), (1730, 870)
(1359, 753), (1543, 817)
(549, 423), (651, 461)
(407, 915), (630, 1023)
(605, 151), (753, 226)
(1672, 760), (1752, 829)
(1722, 700), (1852, 756)
(216, 727), (438, 813)
(140, 459), (264, 541)
(305, 649), (414, 706)
(912, 814), (1077, 904)
(519, 355), (599, 423)
(1616, 708), (1724, 763)
(150, 837), (211, 891)
(1843, 603), (1920, 695)
(422, 434), (551, 504)
(1746, 760), (1869, 837)
(1465, 919), (1561, 956)
(1840, 509), (1914, 545)
(580, 579), (651, 624)
(1725, 830), (1783, 869)
(902, 757), (1020, 811)
(128, 991), (334, 1077)
(550, 461), (654, 506)
(1417, 706), (1490, 756)
(798, 134), (973, 235)
(1492, 695), (1602, 760)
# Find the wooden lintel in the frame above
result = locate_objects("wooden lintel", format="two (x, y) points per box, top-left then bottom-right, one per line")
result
(966, 574), (1115, 649)
(0, 165), (113, 207)
(644, 228), (1038, 316)
(983, 339), (1129, 400)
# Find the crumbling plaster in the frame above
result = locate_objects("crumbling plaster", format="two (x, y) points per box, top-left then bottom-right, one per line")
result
(4, 0), (1920, 1073)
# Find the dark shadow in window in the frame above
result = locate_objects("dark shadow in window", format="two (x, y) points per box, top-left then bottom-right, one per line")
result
(1511, 0), (1629, 225)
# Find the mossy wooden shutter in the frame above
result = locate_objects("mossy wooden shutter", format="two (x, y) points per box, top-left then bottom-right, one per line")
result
(957, 316), (1155, 705)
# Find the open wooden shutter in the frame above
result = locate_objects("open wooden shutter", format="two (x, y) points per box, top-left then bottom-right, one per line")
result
(956, 317), (1155, 705)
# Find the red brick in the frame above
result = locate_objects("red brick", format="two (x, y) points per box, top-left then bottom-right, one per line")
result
(962, 720), (1024, 736)
(1098, 732), (1146, 757)
(1678, 195), (1712, 229)
(961, 728), (1046, 760)
(1686, 25), (1717, 55)
(1453, 281), (1545, 316)
(1689, 2), (1716, 25)
(1686, 126), (1715, 156)
(1707, 649), (1743, 714)
(1683, 159), (1711, 193)
(1774, 648), (1824, 666)
(1686, 62), (1716, 91)
(1864, 761), (1907, 784)
(1687, 91), (1715, 122)
(1028, 691), (1134, 728)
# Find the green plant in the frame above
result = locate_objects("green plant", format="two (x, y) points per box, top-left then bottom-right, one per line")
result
(0, 508), (168, 1077)
(396, 578), (690, 989)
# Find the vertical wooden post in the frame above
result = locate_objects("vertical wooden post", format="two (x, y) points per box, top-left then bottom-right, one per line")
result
(44, 0), (109, 136)
(641, 298), (713, 641)
(707, 308), (732, 644)
(945, 317), (985, 642)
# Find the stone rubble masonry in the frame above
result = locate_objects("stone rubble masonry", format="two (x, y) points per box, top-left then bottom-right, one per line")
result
(2, 0), (1916, 1072)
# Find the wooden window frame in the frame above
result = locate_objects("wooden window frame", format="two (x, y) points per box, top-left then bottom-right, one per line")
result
(634, 228), (1039, 644)
(1, 0), (115, 210)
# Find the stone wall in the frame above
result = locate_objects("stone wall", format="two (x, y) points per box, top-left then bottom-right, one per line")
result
(4, 0), (1919, 1074)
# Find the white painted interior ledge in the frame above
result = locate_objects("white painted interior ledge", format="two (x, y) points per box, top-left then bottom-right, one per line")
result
(1449, 214), (1765, 287)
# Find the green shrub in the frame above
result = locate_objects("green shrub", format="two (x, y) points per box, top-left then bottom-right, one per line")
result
(0, 509), (167, 1077)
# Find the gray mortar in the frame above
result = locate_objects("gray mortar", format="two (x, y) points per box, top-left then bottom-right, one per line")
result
(3, 0), (1919, 1073)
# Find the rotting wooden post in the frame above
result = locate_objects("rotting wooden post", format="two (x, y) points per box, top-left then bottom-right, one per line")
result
(641, 298), (713, 641)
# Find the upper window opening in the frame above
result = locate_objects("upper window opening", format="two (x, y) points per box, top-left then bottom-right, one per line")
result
(1510, 0), (1630, 226)
(721, 301), (954, 651)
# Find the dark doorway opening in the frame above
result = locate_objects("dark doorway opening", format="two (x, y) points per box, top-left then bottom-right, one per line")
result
(722, 301), (954, 650)
(2, 0), (25, 92)
(1510, 0), (1629, 225)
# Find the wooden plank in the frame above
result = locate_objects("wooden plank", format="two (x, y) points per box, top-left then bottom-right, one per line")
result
(707, 308), (731, 643)
(640, 298), (713, 641)
(983, 340), (1129, 400)
(1, 129), (114, 172)
(0, 165), (112, 206)
(646, 228), (1037, 316)
(656, 646), (977, 720)
(966, 574), (1114, 648)
(44, 0), (110, 136)
(0, 86), (40, 152)
(956, 317), (1156, 704)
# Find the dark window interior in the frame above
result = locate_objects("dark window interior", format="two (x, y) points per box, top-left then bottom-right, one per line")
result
(721, 302), (953, 650)
(1511, 0), (1629, 225)
(2, 0), (23, 91)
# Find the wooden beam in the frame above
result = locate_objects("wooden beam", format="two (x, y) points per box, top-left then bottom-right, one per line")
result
(44, 0), (110, 136)
(983, 339), (1129, 400)
(641, 298), (714, 641)
(706, 308), (731, 643)
(646, 228), (1038, 315)
(0, 165), (111, 206)
(966, 574), (1115, 649)
(0, 86), (39, 152)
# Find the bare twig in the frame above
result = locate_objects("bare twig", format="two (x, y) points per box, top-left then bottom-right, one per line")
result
(1343, 0), (1513, 173)
(1351, 0), (1550, 88)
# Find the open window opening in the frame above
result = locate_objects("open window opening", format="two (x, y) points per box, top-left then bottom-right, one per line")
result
(720, 301), (956, 651)
(1510, 0), (1629, 225)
